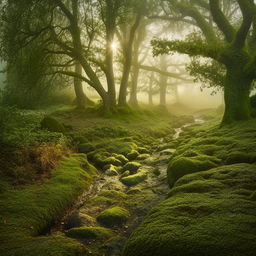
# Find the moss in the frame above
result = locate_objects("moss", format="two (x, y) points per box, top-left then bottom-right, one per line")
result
(99, 190), (127, 200)
(137, 147), (150, 154)
(96, 206), (130, 227)
(137, 154), (150, 160)
(153, 167), (161, 176)
(78, 143), (95, 153)
(104, 165), (119, 176)
(0, 154), (97, 256)
(123, 164), (256, 256)
(127, 150), (139, 160)
(41, 116), (66, 133)
(120, 170), (130, 178)
(122, 162), (141, 174)
(66, 227), (114, 240)
(127, 187), (142, 194)
(225, 151), (252, 164)
(113, 154), (129, 164)
(167, 156), (218, 187)
(120, 170), (147, 186)
(88, 150), (122, 168)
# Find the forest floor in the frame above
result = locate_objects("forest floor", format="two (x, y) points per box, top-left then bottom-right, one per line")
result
(1, 105), (255, 256)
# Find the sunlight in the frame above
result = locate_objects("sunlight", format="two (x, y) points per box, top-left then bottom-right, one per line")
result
(111, 41), (118, 51)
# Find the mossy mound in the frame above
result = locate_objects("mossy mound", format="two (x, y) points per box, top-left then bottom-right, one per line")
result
(66, 227), (114, 240)
(121, 162), (141, 174)
(96, 206), (130, 227)
(127, 150), (139, 160)
(120, 170), (147, 186)
(78, 143), (95, 153)
(105, 165), (119, 176)
(41, 116), (66, 133)
(123, 164), (256, 256)
(0, 155), (97, 256)
(87, 150), (122, 168)
(167, 156), (218, 187)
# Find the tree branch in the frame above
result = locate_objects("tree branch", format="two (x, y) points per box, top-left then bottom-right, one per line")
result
(209, 0), (235, 42)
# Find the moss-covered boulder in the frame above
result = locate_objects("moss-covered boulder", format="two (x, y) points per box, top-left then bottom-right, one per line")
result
(137, 154), (150, 160)
(66, 226), (114, 240)
(41, 116), (66, 133)
(167, 156), (218, 187)
(123, 164), (256, 256)
(104, 165), (119, 176)
(127, 150), (139, 160)
(96, 206), (130, 227)
(122, 162), (141, 174)
(120, 170), (147, 186)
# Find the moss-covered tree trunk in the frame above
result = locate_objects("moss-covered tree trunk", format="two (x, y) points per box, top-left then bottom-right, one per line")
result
(222, 68), (252, 125)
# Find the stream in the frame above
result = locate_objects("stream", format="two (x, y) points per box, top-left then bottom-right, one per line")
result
(51, 118), (204, 255)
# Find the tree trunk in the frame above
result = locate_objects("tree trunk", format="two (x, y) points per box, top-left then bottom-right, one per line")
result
(74, 62), (94, 109)
(159, 83), (167, 106)
(221, 68), (252, 125)
(129, 64), (139, 107)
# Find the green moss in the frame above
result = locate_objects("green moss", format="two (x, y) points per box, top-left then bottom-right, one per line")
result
(123, 164), (256, 256)
(0, 154), (97, 256)
(167, 156), (218, 187)
(41, 116), (66, 133)
(66, 227), (114, 240)
(120, 170), (147, 186)
(78, 143), (95, 153)
(153, 168), (161, 176)
(104, 165), (119, 176)
(96, 206), (130, 227)
(127, 150), (139, 160)
(225, 151), (253, 164)
(137, 154), (150, 160)
(137, 147), (150, 154)
(99, 190), (127, 200)
(122, 162), (141, 174)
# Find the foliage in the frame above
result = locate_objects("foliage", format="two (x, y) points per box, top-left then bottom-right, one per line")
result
(0, 107), (66, 147)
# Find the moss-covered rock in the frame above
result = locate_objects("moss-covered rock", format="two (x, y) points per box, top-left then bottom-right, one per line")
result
(122, 162), (141, 174)
(167, 156), (218, 187)
(41, 116), (66, 133)
(120, 170), (147, 186)
(137, 154), (150, 160)
(96, 206), (130, 227)
(127, 150), (139, 160)
(105, 165), (119, 176)
(123, 164), (256, 256)
(66, 226), (114, 240)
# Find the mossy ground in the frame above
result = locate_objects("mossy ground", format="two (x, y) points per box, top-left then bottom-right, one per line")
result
(123, 164), (256, 256)
(0, 155), (97, 256)
(124, 116), (256, 256)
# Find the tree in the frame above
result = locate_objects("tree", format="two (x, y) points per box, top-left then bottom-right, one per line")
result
(152, 0), (256, 125)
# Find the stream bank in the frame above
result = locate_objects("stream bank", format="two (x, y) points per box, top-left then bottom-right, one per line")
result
(51, 117), (201, 256)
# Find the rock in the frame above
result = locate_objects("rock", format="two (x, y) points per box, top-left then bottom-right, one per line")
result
(41, 116), (66, 133)
(122, 162), (141, 174)
(167, 156), (218, 187)
(123, 164), (256, 256)
(97, 206), (130, 227)
(104, 164), (119, 176)
(120, 169), (147, 186)
(160, 148), (176, 156)
(137, 154), (150, 160)
(137, 147), (150, 154)
(66, 226), (114, 240)
(127, 150), (139, 160)
(120, 170), (130, 178)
